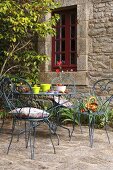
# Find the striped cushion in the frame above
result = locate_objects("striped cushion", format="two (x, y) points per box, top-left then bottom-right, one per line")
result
(10, 107), (49, 118)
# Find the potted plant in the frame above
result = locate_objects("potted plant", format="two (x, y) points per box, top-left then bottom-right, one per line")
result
(55, 60), (66, 93)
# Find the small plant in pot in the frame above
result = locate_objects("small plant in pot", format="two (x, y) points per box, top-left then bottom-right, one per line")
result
(55, 60), (66, 93)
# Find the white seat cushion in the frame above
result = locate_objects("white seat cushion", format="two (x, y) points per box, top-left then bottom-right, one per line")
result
(54, 96), (73, 107)
(10, 107), (49, 118)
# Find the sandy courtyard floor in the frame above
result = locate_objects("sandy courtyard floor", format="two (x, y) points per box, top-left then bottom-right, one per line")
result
(0, 122), (113, 170)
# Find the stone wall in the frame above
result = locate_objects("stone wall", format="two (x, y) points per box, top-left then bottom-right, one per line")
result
(88, 0), (113, 86)
(39, 0), (113, 92)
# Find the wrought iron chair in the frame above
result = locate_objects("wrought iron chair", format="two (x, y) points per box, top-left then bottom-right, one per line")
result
(50, 74), (77, 137)
(0, 77), (59, 159)
(0, 77), (8, 132)
(71, 78), (113, 147)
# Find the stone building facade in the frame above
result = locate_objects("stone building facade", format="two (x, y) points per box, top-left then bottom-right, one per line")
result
(39, 0), (113, 92)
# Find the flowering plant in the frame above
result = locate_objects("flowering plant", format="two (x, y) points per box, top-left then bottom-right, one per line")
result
(56, 60), (62, 74)
(79, 96), (98, 113)
(55, 60), (63, 86)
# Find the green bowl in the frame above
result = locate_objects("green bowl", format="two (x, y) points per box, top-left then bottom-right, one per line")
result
(32, 86), (40, 94)
(40, 84), (51, 92)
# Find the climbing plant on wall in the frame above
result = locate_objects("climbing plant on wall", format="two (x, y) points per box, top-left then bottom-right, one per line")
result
(0, 0), (60, 82)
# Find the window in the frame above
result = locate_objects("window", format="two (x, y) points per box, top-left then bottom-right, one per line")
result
(52, 7), (77, 71)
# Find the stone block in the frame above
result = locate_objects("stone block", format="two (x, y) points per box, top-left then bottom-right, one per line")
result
(89, 28), (106, 36)
(92, 0), (101, 3)
(38, 40), (45, 54)
(77, 4), (87, 21)
(45, 36), (52, 57)
(107, 28), (113, 34)
(88, 55), (110, 71)
(75, 71), (88, 85)
(101, 45), (113, 53)
(78, 21), (87, 38)
(110, 59), (113, 70)
(86, 1), (93, 20)
(77, 54), (88, 71)
(77, 38), (88, 55)
(101, 0), (113, 2)
(88, 37), (93, 54)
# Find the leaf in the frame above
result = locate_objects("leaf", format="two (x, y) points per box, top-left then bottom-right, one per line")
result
(0, 0), (60, 79)
(12, 37), (16, 42)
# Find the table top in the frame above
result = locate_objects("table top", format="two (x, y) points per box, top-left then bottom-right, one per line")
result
(21, 91), (75, 96)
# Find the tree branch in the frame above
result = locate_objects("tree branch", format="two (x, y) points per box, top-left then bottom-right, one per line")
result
(14, 40), (31, 53)
(12, 42), (20, 53)
(0, 57), (9, 77)
(2, 65), (20, 77)
(0, 42), (20, 77)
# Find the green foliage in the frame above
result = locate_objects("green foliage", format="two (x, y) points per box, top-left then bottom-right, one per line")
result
(0, 0), (60, 80)
(95, 108), (113, 128)
(59, 108), (79, 125)
(16, 50), (49, 84)
(0, 110), (8, 118)
(107, 109), (113, 127)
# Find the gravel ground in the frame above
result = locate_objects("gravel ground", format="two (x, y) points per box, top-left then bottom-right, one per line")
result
(0, 122), (113, 170)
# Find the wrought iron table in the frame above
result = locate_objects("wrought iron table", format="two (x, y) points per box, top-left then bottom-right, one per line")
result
(21, 91), (75, 137)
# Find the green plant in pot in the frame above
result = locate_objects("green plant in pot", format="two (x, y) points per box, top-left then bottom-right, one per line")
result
(58, 108), (79, 125)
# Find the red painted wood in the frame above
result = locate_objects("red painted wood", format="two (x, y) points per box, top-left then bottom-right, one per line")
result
(52, 7), (77, 71)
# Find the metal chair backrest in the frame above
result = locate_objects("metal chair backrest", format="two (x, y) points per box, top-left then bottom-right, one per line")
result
(92, 78), (113, 111)
(92, 78), (113, 96)
(0, 77), (33, 112)
(0, 77), (14, 111)
(92, 78), (113, 101)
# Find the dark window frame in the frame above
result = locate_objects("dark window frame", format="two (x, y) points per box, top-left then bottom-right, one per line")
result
(52, 6), (77, 72)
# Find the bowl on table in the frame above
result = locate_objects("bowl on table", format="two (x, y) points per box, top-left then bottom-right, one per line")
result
(40, 84), (51, 92)
(16, 85), (30, 93)
(55, 85), (66, 93)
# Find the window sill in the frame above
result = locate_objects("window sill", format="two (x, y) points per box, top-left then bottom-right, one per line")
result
(39, 71), (88, 86)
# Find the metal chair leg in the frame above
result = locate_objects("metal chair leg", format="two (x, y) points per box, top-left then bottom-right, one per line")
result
(46, 120), (56, 154)
(25, 121), (30, 148)
(104, 117), (110, 144)
(48, 120), (60, 145)
(49, 129), (60, 145)
(70, 113), (76, 140)
(89, 115), (95, 148)
(0, 117), (5, 133)
(17, 121), (21, 142)
(78, 113), (83, 134)
(25, 121), (32, 148)
(55, 133), (60, 145)
(7, 118), (16, 154)
(70, 112), (83, 140)
(48, 127), (56, 154)
(59, 124), (71, 137)
(56, 110), (71, 137)
(29, 121), (36, 160)
(29, 122), (33, 159)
